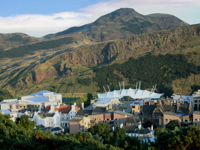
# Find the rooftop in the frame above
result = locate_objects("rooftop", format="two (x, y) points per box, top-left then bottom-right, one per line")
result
(114, 110), (133, 117)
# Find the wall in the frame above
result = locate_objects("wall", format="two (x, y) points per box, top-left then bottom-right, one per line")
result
(69, 121), (80, 134)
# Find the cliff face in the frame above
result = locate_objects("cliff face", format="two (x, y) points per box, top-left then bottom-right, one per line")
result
(10, 24), (200, 92)
(54, 24), (200, 67)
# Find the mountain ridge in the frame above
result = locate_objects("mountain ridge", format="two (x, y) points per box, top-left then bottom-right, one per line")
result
(44, 8), (188, 41)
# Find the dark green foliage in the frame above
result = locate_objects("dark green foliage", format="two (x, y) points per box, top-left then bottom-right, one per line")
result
(191, 84), (200, 94)
(0, 37), (73, 58)
(77, 77), (92, 86)
(16, 115), (35, 129)
(0, 89), (13, 102)
(166, 120), (180, 130)
(94, 65), (123, 92)
(113, 126), (126, 140)
(6, 35), (31, 44)
(76, 93), (93, 107)
(156, 84), (174, 98)
(94, 54), (197, 91)
(154, 126), (200, 150)
(154, 127), (166, 136)
(88, 123), (111, 138)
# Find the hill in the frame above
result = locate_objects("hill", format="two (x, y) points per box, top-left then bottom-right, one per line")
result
(0, 24), (199, 96)
(44, 8), (188, 41)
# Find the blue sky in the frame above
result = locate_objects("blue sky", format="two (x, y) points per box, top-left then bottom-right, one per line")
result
(0, 0), (200, 37)
(0, 0), (107, 17)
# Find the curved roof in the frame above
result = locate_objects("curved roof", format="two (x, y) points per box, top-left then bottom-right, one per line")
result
(29, 90), (60, 96)
(98, 88), (163, 99)
(29, 96), (49, 103)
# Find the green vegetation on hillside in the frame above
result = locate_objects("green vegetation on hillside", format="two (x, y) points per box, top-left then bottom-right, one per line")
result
(0, 89), (13, 102)
(94, 54), (199, 91)
(0, 37), (73, 58)
(77, 77), (92, 86)
(6, 35), (31, 44)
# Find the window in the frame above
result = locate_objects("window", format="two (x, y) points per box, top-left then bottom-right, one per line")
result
(185, 120), (188, 122)
(165, 119), (168, 122)
(195, 119), (198, 122)
(195, 100), (197, 103)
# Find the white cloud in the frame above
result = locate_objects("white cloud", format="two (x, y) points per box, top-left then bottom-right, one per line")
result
(0, 0), (200, 37)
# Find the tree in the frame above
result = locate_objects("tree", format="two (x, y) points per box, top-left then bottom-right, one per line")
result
(88, 123), (110, 138)
(156, 84), (174, 98)
(113, 126), (127, 140)
(166, 120), (180, 130)
(0, 89), (13, 102)
(154, 127), (166, 136)
(191, 84), (200, 94)
(16, 115), (35, 129)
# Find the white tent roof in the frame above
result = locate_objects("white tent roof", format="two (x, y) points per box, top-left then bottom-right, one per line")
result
(98, 88), (163, 99)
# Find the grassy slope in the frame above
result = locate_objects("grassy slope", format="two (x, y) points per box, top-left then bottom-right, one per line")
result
(2, 24), (200, 97)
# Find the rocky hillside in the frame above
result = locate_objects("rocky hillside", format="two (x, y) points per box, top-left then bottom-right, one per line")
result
(0, 24), (199, 96)
(45, 8), (188, 41)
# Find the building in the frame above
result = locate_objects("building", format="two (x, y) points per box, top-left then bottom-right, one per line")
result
(193, 111), (200, 127)
(92, 98), (120, 110)
(141, 98), (192, 127)
(0, 90), (62, 113)
(69, 117), (90, 134)
(97, 88), (163, 100)
(193, 90), (200, 111)
(69, 110), (134, 134)
(45, 103), (84, 127)
(32, 111), (61, 127)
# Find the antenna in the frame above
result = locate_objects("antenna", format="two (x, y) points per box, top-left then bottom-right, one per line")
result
(119, 82), (121, 91)
(123, 81), (125, 89)
(153, 84), (157, 92)
(103, 86), (107, 93)
(107, 85), (110, 91)
(136, 82), (138, 90)
(151, 85), (155, 93)
(139, 81), (141, 89)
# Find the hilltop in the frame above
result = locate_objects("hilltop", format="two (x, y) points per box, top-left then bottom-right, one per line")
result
(45, 8), (188, 41)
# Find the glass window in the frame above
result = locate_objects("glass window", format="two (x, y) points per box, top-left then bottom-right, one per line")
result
(166, 119), (168, 122)
(195, 119), (197, 122)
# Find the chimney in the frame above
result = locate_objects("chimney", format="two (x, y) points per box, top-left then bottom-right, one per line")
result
(49, 105), (55, 113)
(81, 102), (84, 110)
(71, 103), (75, 111)
(151, 124), (153, 131)
(143, 99), (145, 105)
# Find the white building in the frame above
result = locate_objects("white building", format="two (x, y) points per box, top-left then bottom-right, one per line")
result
(44, 102), (84, 127)
(32, 111), (61, 127)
